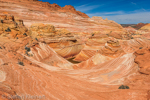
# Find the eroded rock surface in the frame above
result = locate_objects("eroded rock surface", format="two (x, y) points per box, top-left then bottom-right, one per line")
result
(29, 23), (84, 58)
(0, 7), (150, 100)
(0, 15), (28, 39)
(140, 23), (150, 31)
(134, 47), (150, 75)
(0, 0), (126, 34)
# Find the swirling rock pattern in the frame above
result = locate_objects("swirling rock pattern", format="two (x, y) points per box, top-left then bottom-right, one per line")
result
(0, 0), (127, 34)
(0, 35), (149, 100)
(0, 10), (150, 100)
(0, 35), (147, 100)
(29, 23), (84, 58)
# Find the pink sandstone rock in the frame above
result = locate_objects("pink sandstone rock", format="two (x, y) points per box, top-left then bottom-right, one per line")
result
(0, 0), (127, 34)
(0, 3), (150, 100)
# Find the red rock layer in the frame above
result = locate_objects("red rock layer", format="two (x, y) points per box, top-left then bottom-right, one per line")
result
(0, 0), (126, 34)
(0, 9), (150, 100)
(29, 23), (84, 58)
(0, 35), (149, 99)
(0, 0), (89, 18)
(74, 37), (125, 62)
(134, 47), (150, 75)
(140, 23), (150, 31)
(0, 15), (28, 39)
(135, 23), (148, 30)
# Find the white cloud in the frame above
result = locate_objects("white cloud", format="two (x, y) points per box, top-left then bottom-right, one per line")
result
(87, 11), (125, 16)
(87, 10), (150, 24)
(74, 4), (103, 12)
(131, 2), (137, 5)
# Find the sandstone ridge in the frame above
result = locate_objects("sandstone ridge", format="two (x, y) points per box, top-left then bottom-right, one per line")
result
(0, 0), (126, 34)
(0, 5), (150, 100)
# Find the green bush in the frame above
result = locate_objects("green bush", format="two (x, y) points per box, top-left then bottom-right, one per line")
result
(23, 33), (27, 36)
(5, 27), (11, 32)
(1, 20), (3, 23)
(18, 61), (24, 66)
(35, 38), (38, 41)
(118, 85), (129, 89)
(25, 47), (30, 52)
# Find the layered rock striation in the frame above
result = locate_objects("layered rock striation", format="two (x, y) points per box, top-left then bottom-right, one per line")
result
(29, 23), (84, 58)
(0, 15), (28, 39)
(0, 0), (126, 34)
(0, 4), (150, 100)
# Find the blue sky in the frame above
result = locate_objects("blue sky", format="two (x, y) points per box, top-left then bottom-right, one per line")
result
(39, 0), (150, 24)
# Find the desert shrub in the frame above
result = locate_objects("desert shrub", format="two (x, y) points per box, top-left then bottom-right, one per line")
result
(125, 86), (129, 89)
(23, 33), (27, 36)
(92, 33), (94, 36)
(25, 46), (31, 56)
(25, 47), (30, 52)
(5, 27), (11, 32)
(0, 47), (2, 49)
(15, 23), (18, 25)
(139, 47), (143, 49)
(1, 20), (3, 23)
(118, 85), (129, 89)
(70, 40), (77, 43)
(35, 38), (38, 41)
(18, 61), (24, 66)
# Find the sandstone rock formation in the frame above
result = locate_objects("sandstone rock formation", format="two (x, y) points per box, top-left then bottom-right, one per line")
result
(0, 2), (150, 100)
(74, 34), (110, 61)
(121, 23), (148, 29)
(0, 0), (126, 34)
(98, 38), (125, 57)
(120, 38), (150, 53)
(74, 37), (124, 62)
(0, 35), (149, 100)
(20, 42), (74, 70)
(134, 47), (150, 75)
(135, 23), (148, 29)
(71, 53), (138, 84)
(0, 15), (28, 39)
(29, 23), (84, 58)
(140, 23), (150, 31)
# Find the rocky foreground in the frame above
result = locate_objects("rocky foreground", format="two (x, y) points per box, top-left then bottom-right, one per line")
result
(0, 0), (150, 100)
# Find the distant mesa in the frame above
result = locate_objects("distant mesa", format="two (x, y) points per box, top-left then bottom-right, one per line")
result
(140, 23), (150, 31)
(121, 23), (148, 30)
